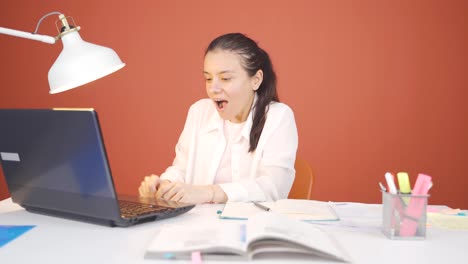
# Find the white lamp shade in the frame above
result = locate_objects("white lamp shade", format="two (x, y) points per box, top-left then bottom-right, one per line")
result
(48, 31), (125, 94)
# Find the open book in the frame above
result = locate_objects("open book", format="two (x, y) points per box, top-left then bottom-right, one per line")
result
(145, 212), (351, 262)
(220, 199), (339, 221)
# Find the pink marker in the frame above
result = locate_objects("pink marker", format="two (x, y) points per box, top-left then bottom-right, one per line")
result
(399, 173), (432, 237)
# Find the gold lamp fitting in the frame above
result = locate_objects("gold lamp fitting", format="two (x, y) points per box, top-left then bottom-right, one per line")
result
(55, 14), (80, 40)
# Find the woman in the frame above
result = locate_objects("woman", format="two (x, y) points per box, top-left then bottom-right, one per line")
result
(139, 33), (298, 204)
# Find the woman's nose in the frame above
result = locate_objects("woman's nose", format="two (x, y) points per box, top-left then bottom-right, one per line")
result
(208, 79), (222, 93)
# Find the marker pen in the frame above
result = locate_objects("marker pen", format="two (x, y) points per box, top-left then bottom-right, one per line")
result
(397, 172), (411, 194)
(385, 172), (398, 194)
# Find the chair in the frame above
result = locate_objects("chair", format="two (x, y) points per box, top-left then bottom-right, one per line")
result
(288, 158), (314, 199)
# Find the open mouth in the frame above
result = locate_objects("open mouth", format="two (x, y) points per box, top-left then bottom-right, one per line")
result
(214, 99), (228, 111)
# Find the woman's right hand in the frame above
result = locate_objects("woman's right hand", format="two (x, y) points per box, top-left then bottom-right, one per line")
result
(138, 174), (161, 197)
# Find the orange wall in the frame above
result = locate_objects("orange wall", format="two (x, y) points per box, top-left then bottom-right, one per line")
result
(1, 0), (467, 208)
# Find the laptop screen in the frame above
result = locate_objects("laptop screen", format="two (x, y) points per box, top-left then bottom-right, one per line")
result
(0, 109), (121, 220)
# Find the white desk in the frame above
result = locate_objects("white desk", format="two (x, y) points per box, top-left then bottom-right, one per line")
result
(0, 198), (466, 263)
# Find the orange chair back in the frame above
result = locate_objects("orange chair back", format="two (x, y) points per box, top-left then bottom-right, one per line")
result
(288, 158), (314, 199)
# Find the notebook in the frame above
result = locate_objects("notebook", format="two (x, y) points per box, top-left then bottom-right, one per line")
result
(0, 108), (194, 227)
(220, 199), (339, 221)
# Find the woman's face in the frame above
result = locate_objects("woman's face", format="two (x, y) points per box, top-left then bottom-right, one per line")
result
(204, 49), (262, 123)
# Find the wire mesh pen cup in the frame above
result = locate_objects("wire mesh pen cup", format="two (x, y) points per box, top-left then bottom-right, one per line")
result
(382, 191), (429, 240)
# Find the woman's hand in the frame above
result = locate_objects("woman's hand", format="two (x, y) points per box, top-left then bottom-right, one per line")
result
(156, 182), (213, 204)
(138, 174), (161, 197)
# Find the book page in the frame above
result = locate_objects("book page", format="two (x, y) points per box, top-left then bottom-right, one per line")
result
(219, 202), (270, 220)
(220, 200), (338, 221)
(270, 199), (339, 221)
(246, 212), (350, 262)
(145, 221), (247, 259)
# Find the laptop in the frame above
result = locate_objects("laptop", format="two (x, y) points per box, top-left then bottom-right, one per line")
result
(0, 108), (195, 227)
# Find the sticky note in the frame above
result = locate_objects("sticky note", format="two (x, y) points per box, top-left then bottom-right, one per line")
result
(163, 252), (175, 259)
(191, 251), (202, 264)
(0, 225), (36, 247)
(240, 224), (247, 243)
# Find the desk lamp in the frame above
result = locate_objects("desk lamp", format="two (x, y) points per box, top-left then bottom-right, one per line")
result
(0, 12), (126, 94)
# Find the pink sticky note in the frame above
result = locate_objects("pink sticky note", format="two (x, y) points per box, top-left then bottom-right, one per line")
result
(191, 251), (202, 264)
(427, 206), (441, 213)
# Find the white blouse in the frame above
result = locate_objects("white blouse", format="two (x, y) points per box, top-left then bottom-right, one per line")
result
(214, 120), (246, 184)
(160, 98), (298, 202)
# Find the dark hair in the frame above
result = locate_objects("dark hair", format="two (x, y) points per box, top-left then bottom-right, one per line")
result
(205, 33), (279, 152)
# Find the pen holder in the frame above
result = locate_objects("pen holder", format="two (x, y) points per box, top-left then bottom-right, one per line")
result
(382, 191), (429, 240)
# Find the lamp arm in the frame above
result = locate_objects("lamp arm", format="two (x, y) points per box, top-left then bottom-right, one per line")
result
(0, 11), (64, 44)
(0, 27), (56, 44)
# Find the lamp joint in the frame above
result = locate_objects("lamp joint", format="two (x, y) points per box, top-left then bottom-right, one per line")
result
(55, 14), (80, 40)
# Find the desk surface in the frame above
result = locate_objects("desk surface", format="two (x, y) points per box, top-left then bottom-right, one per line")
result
(0, 198), (466, 264)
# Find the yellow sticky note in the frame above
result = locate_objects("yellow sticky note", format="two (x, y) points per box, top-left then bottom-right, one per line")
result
(428, 213), (468, 230)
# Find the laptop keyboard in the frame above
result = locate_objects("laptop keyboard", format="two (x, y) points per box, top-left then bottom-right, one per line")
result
(118, 200), (169, 218)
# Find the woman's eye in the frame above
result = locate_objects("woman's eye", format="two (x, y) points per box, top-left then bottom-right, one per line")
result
(205, 78), (212, 82)
(221, 77), (231, 81)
